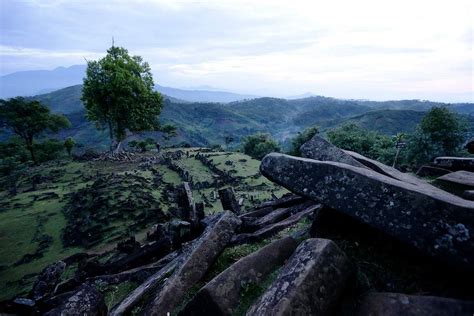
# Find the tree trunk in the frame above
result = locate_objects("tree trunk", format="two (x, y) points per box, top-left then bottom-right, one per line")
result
(27, 143), (38, 165)
(114, 141), (123, 154)
(108, 120), (114, 152)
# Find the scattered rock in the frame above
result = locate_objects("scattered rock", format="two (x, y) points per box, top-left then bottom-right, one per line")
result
(463, 190), (474, 201)
(232, 203), (321, 245)
(356, 292), (474, 316)
(145, 211), (241, 314)
(218, 187), (241, 214)
(247, 238), (350, 316)
(416, 165), (452, 178)
(437, 171), (474, 188)
(181, 236), (298, 315)
(254, 193), (306, 210)
(260, 153), (474, 271)
(176, 182), (196, 221)
(31, 261), (66, 301)
(44, 284), (107, 316)
(300, 135), (366, 168)
(433, 157), (474, 172)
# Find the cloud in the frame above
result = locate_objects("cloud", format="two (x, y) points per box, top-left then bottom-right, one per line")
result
(0, 0), (472, 101)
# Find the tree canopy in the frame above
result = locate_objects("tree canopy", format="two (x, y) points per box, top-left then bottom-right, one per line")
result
(0, 97), (70, 164)
(288, 126), (319, 156)
(82, 45), (164, 151)
(242, 133), (280, 160)
(404, 107), (468, 167)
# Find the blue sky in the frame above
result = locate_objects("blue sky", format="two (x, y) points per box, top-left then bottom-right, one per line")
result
(1, 0), (473, 102)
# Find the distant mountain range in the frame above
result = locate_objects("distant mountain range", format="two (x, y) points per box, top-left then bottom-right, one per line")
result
(0, 65), (257, 103)
(20, 84), (473, 150)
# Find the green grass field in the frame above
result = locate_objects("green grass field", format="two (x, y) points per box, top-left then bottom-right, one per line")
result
(0, 148), (285, 300)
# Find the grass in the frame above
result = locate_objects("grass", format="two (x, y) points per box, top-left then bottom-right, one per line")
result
(0, 148), (283, 300)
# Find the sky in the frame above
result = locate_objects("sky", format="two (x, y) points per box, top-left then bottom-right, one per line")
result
(0, 0), (473, 102)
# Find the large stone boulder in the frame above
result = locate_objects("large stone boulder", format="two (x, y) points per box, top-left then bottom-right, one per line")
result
(218, 187), (241, 214)
(181, 236), (298, 315)
(300, 136), (366, 169)
(247, 238), (350, 315)
(145, 211), (241, 315)
(416, 165), (451, 178)
(300, 135), (431, 187)
(356, 292), (474, 316)
(44, 284), (107, 316)
(31, 261), (66, 300)
(437, 171), (474, 188)
(433, 157), (474, 172)
(260, 153), (474, 271)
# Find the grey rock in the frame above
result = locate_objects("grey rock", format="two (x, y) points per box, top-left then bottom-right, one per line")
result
(300, 135), (366, 168)
(247, 238), (350, 316)
(181, 236), (298, 315)
(463, 190), (474, 201)
(416, 165), (452, 178)
(44, 283), (107, 316)
(218, 187), (241, 214)
(437, 170), (474, 188)
(232, 203), (321, 245)
(145, 211), (241, 315)
(260, 153), (474, 270)
(434, 156), (474, 172)
(176, 182), (195, 221)
(356, 292), (474, 316)
(31, 261), (66, 300)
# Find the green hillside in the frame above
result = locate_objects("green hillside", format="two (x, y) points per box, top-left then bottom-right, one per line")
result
(0, 148), (287, 300)
(25, 85), (474, 149)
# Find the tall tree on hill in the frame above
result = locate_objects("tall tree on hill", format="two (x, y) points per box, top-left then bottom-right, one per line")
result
(82, 45), (165, 152)
(0, 97), (70, 165)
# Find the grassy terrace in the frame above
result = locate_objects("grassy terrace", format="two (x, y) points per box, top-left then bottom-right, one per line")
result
(0, 148), (285, 300)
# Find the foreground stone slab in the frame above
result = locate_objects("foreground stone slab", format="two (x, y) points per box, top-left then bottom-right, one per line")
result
(31, 261), (66, 300)
(463, 190), (474, 201)
(300, 136), (366, 168)
(181, 236), (298, 315)
(260, 153), (474, 270)
(218, 187), (241, 214)
(231, 203), (321, 245)
(145, 211), (241, 315)
(44, 284), (107, 316)
(247, 238), (350, 316)
(300, 135), (428, 187)
(416, 165), (451, 178)
(434, 156), (474, 172)
(356, 292), (474, 316)
(437, 170), (474, 188)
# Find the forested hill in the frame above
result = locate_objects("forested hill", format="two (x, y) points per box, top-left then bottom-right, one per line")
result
(27, 84), (474, 149)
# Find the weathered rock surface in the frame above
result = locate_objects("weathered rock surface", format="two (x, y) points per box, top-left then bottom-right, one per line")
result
(434, 156), (474, 172)
(181, 236), (298, 316)
(231, 203), (320, 245)
(416, 165), (452, 177)
(247, 238), (350, 316)
(244, 201), (315, 233)
(300, 136), (366, 168)
(437, 171), (474, 188)
(260, 153), (474, 270)
(31, 261), (66, 300)
(463, 190), (474, 201)
(356, 292), (474, 316)
(109, 256), (180, 315)
(253, 194), (306, 210)
(44, 284), (107, 316)
(176, 182), (196, 221)
(145, 211), (241, 315)
(218, 187), (241, 214)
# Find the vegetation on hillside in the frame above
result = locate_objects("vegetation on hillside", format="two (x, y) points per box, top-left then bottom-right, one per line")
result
(242, 133), (280, 160)
(82, 46), (164, 152)
(0, 97), (70, 165)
